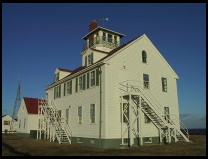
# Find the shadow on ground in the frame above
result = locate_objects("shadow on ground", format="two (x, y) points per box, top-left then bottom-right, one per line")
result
(2, 142), (31, 156)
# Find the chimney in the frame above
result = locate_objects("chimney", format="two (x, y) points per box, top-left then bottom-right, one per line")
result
(89, 20), (98, 32)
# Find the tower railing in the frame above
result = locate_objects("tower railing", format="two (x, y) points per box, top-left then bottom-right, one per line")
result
(82, 36), (119, 51)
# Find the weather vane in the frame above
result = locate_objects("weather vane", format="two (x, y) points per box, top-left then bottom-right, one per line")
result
(99, 18), (109, 27)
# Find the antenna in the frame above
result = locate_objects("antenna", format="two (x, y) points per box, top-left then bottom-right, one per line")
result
(10, 66), (22, 132)
(99, 18), (109, 27)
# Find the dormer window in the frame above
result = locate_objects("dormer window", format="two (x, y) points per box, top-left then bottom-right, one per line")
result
(142, 50), (147, 63)
(54, 72), (59, 82)
(87, 53), (93, 66)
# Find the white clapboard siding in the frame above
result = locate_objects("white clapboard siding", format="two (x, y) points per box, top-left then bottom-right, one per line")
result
(103, 34), (180, 138)
(47, 68), (105, 138)
(17, 100), (29, 133)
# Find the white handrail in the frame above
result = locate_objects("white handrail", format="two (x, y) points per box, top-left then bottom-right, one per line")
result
(119, 80), (189, 141)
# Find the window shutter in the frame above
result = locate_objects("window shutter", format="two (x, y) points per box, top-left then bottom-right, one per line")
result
(75, 78), (78, 92)
(96, 68), (100, 86)
(70, 80), (72, 94)
(83, 74), (86, 90)
(64, 83), (66, 96)
(87, 73), (89, 89)
(85, 56), (87, 66)
(91, 53), (93, 64)
(59, 85), (61, 98)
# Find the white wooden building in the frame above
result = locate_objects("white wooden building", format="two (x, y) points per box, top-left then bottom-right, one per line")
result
(2, 115), (17, 133)
(17, 97), (42, 138)
(38, 20), (189, 148)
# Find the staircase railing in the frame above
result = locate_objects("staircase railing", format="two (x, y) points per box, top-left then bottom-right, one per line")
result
(119, 80), (189, 142)
(120, 80), (168, 126)
(50, 101), (72, 143)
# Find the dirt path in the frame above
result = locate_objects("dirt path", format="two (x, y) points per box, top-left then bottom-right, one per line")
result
(2, 134), (206, 156)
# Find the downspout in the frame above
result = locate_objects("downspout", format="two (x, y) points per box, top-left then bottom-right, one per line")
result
(99, 66), (102, 148)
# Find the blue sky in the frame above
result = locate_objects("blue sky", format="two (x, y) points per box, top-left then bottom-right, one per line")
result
(2, 3), (206, 129)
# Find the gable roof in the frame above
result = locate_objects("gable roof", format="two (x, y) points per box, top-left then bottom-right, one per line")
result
(82, 26), (125, 40)
(46, 35), (141, 89)
(46, 33), (178, 88)
(23, 97), (39, 114)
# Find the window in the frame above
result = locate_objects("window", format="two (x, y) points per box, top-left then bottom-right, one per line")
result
(24, 118), (26, 128)
(103, 32), (106, 41)
(58, 110), (61, 118)
(46, 93), (48, 99)
(54, 85), (61, 99)
(77, 137), (83, 143)
(143, 137), (152, 143)
(108, 34), (112, 43)
(164, 107), (170, 122)
(90, 104), (95, 123)
(87, 53), (93, 66)
(123, 138), (129, 144)
(144, 114), (151, 123)
(123, 103), (129, 123)
(143, 74), (150, 89)
(78, 106), (82, 124)
(142, 50), (147, 63)
(67, 81), (72, 94)
(4, 120), (10, 125)
(54, 72), (59, 82)
(66, 109), (69, 124)
(91, 71), (95, 86)
(88, 55), (91, 66)
(90, 138), (95, 144)
(79, 76), (83, 90)
(95, 32), (99, 44)
(114, 35), (117, 45)
(162, 77), (167, 92)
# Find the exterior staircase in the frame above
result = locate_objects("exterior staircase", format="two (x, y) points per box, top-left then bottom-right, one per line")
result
(38, 99), (72, 144)
(119, 80), (189, 145)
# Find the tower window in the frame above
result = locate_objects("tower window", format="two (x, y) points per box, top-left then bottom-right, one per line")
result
(103, 32), (106, 41)
(108, 34), (112, 43)
(142, 50), (147, 63)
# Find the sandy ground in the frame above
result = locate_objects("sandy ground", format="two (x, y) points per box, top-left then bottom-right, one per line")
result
(2, 134), (206, 156)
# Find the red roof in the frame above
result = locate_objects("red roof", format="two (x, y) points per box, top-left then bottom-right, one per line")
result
(58, 68), (73, 73)
(23, 97), (39, 114)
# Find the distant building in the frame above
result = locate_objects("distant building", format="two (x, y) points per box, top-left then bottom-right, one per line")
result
(2, 114), (17, 133)
(17, 97), (42, 138)
(36, 20), (189, 148)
